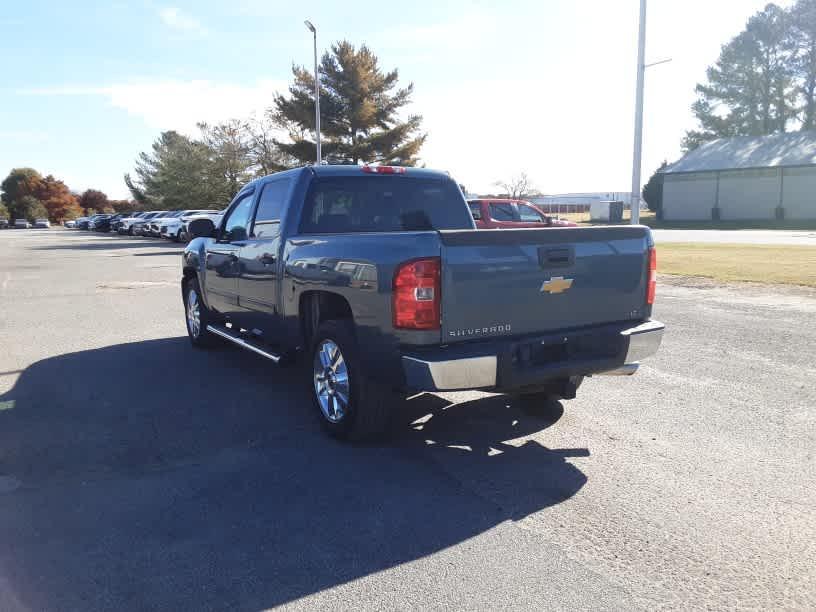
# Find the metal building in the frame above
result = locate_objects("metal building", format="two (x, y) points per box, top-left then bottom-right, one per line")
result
(662, 131), (816, 221)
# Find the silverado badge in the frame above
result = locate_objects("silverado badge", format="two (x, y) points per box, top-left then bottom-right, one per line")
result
(541, 276), (573, 294)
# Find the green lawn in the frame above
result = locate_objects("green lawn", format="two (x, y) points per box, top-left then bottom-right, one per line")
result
(658, 243), (816, 287)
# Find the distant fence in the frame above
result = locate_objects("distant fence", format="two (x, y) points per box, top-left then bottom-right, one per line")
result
(534, 203), (591, 214)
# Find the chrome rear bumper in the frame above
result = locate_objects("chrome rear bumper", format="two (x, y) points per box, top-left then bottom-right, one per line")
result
(401, 319), (665, 391)
(597, 319), (664, 376)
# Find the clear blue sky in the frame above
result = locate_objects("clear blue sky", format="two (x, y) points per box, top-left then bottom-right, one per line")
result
(0, 1), (789, 199)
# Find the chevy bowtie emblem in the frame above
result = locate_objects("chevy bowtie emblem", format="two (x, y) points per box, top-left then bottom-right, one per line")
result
(541, 276), (573, 294)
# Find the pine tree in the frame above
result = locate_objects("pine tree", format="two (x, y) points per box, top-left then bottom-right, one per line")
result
(683, 4), (795, 150)
(642, 162), (667, 213)
(791, 0), (816, 129)
(127, 131), (224, 209)
(274, 41), (425, 165)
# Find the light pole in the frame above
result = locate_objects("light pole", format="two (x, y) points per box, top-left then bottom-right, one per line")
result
(630, 0), (647, 225)
(629, 1), (672, 225)
(304, 20), (321, 165)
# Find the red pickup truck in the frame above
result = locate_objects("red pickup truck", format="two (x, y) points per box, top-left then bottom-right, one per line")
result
(467, 198), (577, 229)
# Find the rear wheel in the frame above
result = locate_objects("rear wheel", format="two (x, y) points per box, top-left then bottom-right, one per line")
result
(183, 278), (221, 348)
(309, 320), (395, 441)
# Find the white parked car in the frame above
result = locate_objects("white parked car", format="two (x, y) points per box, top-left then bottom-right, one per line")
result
(64, 219), (77, 228)
(180, 210), (225, 242)
(159, 210), (218, 242)
(34, 218), (51, 228)
(118, 212), (152, 235)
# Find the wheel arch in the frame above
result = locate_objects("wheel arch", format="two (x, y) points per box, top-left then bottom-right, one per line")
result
(299, 290), (354, 348)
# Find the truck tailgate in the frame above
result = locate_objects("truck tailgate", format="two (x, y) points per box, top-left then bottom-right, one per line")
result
(438, 226), (651, 342)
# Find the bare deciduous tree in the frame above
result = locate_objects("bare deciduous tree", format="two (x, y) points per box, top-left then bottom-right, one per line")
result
(493, 172), (535, 199)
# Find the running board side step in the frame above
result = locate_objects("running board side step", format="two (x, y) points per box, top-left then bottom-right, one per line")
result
(206, 324), (281, 363)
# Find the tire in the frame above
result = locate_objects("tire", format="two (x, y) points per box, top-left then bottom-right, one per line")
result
(309, 320), (395, 441)
(183, 277), (221, 348)
(127, 227), (134, 236)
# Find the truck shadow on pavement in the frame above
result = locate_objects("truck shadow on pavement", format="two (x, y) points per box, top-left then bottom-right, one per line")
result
(0, 338), (588, 611)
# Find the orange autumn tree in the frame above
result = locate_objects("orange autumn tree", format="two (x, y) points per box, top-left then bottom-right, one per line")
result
(36, 175), (82, 222)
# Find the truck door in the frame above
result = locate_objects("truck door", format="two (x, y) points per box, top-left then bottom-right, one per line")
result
(236, 177), (291, 335)
(204, 190), (255, 316)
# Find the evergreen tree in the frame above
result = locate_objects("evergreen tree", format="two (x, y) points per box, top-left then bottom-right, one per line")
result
(127, 131), (224, 209)
(683, 4), (795, 150)
(791, 0), (816, 129)
(642, 162), (667, 213)
(274, 41), (425, 165)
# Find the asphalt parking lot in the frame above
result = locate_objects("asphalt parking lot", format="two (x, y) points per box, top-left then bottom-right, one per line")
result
(1, 228), (814, 611)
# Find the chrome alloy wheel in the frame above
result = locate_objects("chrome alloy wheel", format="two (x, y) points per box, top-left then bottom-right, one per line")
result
(313, 339), (350, 423)
(186, 288), (201, 338)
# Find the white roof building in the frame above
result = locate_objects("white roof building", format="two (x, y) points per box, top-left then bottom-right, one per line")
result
(662, 131), (816, 221)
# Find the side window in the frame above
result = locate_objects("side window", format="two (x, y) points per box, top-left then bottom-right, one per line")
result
(252, 179), (290, 239)
(468, 202), (482, 220)
(489, 203), (519, 221)
(518, 203), (545, 222)
(221, 193), (254, 242)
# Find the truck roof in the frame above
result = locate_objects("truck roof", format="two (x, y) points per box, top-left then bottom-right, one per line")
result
(310, 164), (450, 180)
(236, 165), (455, 201)
(244, 165), (451, 189)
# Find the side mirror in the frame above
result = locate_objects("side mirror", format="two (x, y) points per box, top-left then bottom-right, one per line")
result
(470, 209), (482, 220)
(188, 218), (216, 239)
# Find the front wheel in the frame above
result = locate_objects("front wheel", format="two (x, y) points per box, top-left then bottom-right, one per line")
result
(183, 278), (221, 348)
(309, 320), (395, 441)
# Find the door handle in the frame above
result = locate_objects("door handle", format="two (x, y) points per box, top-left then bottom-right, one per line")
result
(260, 254), (276, 265)
(538, 246), (574, 268)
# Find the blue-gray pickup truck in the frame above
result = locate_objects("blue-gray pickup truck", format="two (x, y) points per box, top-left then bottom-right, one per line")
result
(181, 165), (664, 440)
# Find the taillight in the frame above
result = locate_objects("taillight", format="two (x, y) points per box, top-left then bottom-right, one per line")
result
(393, 258), (441, 329)
(646, 247), (656, 305)
(361, 165), (407, 174)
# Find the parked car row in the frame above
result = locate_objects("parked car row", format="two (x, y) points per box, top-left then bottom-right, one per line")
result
(0, 217), (51, 229)
(68, 209), (225, 242)
(5, 199), (568, 236)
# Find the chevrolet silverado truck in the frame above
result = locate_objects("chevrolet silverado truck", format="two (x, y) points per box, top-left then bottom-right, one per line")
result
(181, 165), (664, 440)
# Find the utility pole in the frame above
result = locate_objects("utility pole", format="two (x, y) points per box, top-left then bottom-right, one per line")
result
(630, 0), (647, 224)
(304, 20), (321, 165)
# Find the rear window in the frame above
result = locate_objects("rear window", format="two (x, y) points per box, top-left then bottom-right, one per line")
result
(299, 176), (473, 234)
